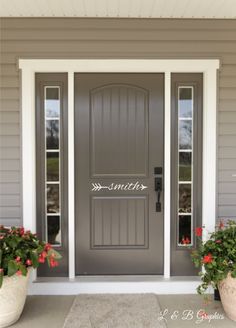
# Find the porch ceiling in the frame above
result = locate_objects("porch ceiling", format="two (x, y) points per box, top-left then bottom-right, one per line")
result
(0, 0), (236, 19)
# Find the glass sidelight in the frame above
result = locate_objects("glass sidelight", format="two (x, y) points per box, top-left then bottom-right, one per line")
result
(177, 87), (193, 246)
(171, 73), (202, 276)
(36, 73), (68, 277)
(45, 87), (61, 246)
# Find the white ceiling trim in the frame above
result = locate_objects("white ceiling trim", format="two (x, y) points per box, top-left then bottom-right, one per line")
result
(0, 0), (236, 18)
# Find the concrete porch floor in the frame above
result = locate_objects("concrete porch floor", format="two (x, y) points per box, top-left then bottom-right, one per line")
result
(11, 295), (235, 328)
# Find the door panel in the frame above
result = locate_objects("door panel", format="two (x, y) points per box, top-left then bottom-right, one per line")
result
(75, 74), (164, 275)
(91, 196), (148, 249)
(90, 85), (148, 177)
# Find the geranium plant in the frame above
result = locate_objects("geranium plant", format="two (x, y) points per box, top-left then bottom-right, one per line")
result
(191, 220), (236, 294)
(0, 225), (61, 288)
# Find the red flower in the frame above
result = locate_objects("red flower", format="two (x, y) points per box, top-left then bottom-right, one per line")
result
(15, 256), (21, 263)
(44, 243), (52, 252)
(26, 259), (32, 266)
(181, 237), (191, 245)
(219, 221), (224, 229)
(19, 227), (25, 236)
(195, 227), (203, 237)
(185, 237), (190, 244)
(16, 270), (22, 276)
(50, 258), (59, 268)
(215, 239), (222, 244)
(38, 255), (45, 263)
(202, 253), (213, 264)
(0, 268), (3, 273)
(41, 251), (48, 259)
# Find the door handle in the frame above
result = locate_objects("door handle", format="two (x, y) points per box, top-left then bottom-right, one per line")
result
(155, 177), (162, 212)
(155, 177), (162, 192)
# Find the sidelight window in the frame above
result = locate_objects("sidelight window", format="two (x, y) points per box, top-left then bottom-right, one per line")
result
(177, 87), (193, 246)
(44, 86), (61, 246)
(171, 73), (202, 274)
(36, 73), (68, 276)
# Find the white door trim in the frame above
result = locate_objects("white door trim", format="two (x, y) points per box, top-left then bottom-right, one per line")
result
(19, 59), (219, 291)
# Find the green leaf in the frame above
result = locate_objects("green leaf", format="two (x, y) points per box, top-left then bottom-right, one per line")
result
(231, 270), (236, 278)
(8, 260), (18, 276)
(48, 249), (62, 260)
(19, 264), (27, 276)
(30, 251), (39, 268)
(8, 238), (18, 249)
(46, 256), (50, 267)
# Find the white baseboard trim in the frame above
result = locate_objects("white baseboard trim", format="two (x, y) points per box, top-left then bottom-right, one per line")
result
(28, 276), (205, 295)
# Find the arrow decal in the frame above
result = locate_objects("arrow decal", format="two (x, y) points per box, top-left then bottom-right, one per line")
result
(91, 182), (148, 192)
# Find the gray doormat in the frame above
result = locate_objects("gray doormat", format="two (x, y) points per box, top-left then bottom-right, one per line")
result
(63, 294), (167, 328)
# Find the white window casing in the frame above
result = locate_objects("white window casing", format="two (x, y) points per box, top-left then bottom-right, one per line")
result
(19, 59), (219, 294)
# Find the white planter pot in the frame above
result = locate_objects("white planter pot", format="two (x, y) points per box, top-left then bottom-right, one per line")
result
(0, 271), (30, 328)
(218, 273), (236, 322)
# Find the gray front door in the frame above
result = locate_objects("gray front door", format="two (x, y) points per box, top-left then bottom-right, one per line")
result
(75, 74), (164, 275)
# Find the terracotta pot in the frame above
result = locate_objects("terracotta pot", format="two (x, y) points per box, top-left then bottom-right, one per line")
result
(0, 271), (30, 328)
(218, 272), (236, 321)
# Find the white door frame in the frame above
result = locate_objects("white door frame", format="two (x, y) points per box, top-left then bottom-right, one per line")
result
(19, 59), (219, 288)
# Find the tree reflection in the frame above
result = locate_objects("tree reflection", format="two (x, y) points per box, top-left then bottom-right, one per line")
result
(46, 120), (59, 149)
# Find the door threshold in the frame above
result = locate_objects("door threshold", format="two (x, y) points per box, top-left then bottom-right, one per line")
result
(29, 275), (202, 295)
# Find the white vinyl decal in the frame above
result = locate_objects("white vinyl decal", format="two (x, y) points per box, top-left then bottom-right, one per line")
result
(91, 182), (148, 192)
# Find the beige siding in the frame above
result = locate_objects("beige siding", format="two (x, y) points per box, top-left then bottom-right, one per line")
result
(0, 18), (236, 225)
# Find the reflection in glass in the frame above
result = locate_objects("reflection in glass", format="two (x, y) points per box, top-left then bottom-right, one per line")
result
(179, 184), (191, 213)
(179, 120), (192, 149)
(47, 152), (59, 181)
(47, 215), (61, 245)
(44, 86), (61, 246)
(45, 100), (60, 118)
(179, 152), (192, 181)
(46, 87), (59, 100)
(178, 215), (191, 245)
(47, 184), (60, 213)
(46, 120), (59, 149)
(179, 88), (192, 118)
(45, 88), (60, 118)
(177, 86), (194, 247)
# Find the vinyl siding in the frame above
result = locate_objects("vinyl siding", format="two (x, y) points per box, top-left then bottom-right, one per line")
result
(0, 18), (236, 226)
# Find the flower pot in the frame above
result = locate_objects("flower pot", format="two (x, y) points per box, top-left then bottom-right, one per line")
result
(0, 271), (30, 328)
(218, 273), (236, 321)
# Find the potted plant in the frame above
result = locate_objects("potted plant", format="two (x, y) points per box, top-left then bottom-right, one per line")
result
(191, 220), (236, 321)
(0, 225), (61, 328)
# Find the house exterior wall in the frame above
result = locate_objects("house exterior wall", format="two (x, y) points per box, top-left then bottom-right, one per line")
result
(0, 18), (236, 226)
